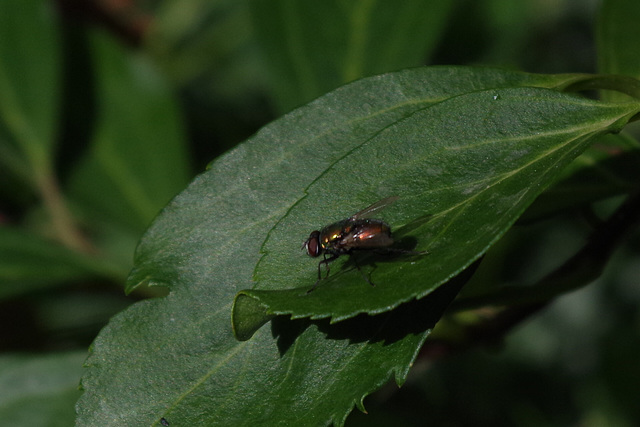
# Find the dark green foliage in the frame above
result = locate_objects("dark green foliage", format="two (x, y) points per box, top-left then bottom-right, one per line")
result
(1, 0), (640, 426)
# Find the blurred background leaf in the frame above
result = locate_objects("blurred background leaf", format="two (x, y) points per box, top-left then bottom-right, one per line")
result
(147, 0), (270, 165)
(598, 0), (640, 79)
(66, 29), (190, 234)
(0, 352), (85, 426)
(0, 226), (120, 299)
(249, 0), (455, 113)
(0, 0), (60, 183)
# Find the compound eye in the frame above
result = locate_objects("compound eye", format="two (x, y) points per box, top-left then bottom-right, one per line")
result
(304, 231), (321, 257)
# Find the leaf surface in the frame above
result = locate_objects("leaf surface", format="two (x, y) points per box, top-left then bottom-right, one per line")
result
(522, 132), (640, 220)
(77, 67), (640, 425)
(236, 84), (640, 338)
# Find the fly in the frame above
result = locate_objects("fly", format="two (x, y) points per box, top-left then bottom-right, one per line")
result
(303, 196), (419, 292)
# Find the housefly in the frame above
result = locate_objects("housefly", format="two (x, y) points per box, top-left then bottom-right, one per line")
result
(303, 196), (410, 292)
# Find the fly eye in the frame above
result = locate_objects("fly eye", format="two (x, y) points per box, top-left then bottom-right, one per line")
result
(304, 231), (321, 257)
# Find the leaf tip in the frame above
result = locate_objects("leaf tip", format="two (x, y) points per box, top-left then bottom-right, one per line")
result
(355, 397), (368, 414)
(124, 268), (152, 294)
(231, 291), (275, 341)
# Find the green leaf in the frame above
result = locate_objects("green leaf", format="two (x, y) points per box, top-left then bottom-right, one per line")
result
(149, 0), (261, 92)
(231, 293), (274, 341)
(237, 86), (640, 336)
(148, 0), (269, 158)
(522, 132), (640, 220)
(0, 351), (85, 427)
(80, 288), (459, 426)
(67, 29), (190, 233)
(77, 67), (638, 425)
(0, 226), (121, 299)
(598, 0), (640, 80)
(0, 0), (60, 182)
(250, 0), (455, 112)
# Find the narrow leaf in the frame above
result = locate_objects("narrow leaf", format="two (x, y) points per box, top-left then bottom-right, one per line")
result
(0, 0), (60, 180)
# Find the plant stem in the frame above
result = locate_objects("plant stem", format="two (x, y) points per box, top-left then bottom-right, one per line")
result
(35, 166), (94, 254)
(564, 74), (640, 100)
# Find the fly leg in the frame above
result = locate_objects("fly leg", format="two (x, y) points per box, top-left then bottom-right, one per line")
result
(351, 255), (375, 287)
(307, 253), (339, 293)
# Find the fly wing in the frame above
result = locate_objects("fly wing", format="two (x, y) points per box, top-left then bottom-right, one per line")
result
(349, 196), (399, 220)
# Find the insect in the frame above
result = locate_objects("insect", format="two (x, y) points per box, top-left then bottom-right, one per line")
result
(303, 196), (407, 292)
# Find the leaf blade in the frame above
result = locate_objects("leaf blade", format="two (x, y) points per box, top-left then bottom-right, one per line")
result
(0, 352), (85, 427)
(67, 30), (191, 233)
(239, 87), (640, 329)
(0, 0), (60, 181)
(0, 226), (121, 299)
(78, 68), (637, 425)
(598, 0), (640, 79)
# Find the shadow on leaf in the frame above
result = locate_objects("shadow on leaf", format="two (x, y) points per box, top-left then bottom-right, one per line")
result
(272, 261), (478, 356)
